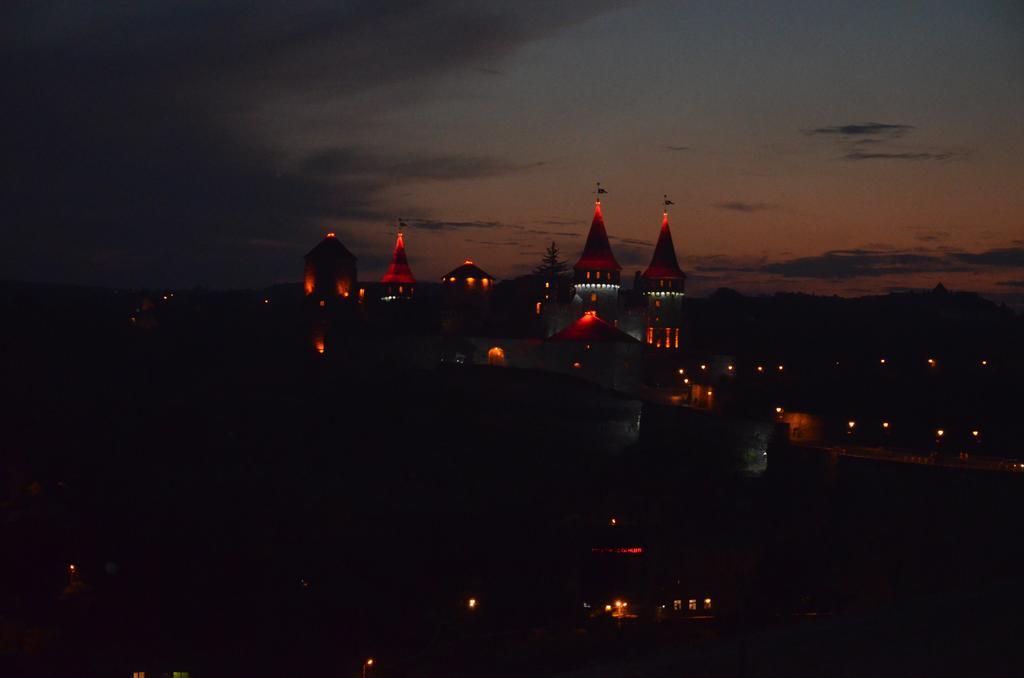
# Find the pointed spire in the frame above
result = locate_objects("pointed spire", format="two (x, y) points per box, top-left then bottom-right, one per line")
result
(574, 198), (621, 271)
(381, 227), (416, 283)
(642, 209), (686, 280)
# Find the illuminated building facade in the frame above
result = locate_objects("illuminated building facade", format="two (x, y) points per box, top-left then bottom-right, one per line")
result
(381, 230), (416, 301)
(639, 210), (686, 349)
(573, 199), (622, 325)
(440, 259), (495, 333)
(303, 232), (358, 304)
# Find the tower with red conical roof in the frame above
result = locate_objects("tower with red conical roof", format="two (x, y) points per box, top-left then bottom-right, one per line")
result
(381, 226), (416, 301)
(573, 198), (622, 323)
(640, 208), (686, 348)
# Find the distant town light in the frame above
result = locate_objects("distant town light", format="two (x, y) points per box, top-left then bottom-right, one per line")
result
(468, 598), (477, 610)
(882, 421), (890, 429)
(609, 517), (617, 526)
(981, 360), (988, 366)
(678, 368), (684, 374)
(848, 421), (856, 429)
(775, 407), (783, 414)
(605, 604), (612, 611)
(756, 365), (764, 372)
(936, 429), (945, 437)
(972, 430), (980, 437)
(683, 378), (689, 384)
(727, 365), (734, 371)
(880, 358), (886, 365)
(777, 364), (784, 371)
(928, 358), (936, 367)
(700, 364), (707, 370)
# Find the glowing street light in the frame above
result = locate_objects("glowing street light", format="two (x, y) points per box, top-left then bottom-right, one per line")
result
(468, 598), (478, 610)
(972, 430), (980, 438)
(775, 407), (783, 414)
(882, 421), (890, 429)
(363, 658), (375, 678)
(700, 364), (707, 371)
(777, 364), (784, 371)
(727, 365), (734, 371)
(927, 358), (936, 367)
(683, 378), (689, 384)
(879, 358), (886, 365)
(756, 365), (764, 373)
(609, 517), (617, 526)
(678, 368), (685, 374)
(981, 360), (988, 367)
(936, 429), (945, 438)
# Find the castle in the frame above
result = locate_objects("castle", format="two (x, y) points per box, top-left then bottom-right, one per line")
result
(302, 195), (689, 391)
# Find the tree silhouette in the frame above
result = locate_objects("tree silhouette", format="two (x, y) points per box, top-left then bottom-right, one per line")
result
(534, 242), (568, 276)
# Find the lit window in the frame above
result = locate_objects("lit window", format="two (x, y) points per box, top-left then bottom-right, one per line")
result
(704, 597), (712, 610)
(487, 347), (506, 367)
(590, 293), (597, 302)
(688, 599), (697, 611)
(586, 271), (591, 280)
(654, 299), (661, 308)
(133, 673), (146, 678)
(674, 328), (679, 348)
(672, 599), (682, 611)
(398, 285), (403, 294)
(172, 673), (190, 678)
(660, 279), (665, 288)
(545, 281), (550, 288)
(646, 327), (653, 344)
(535, 302), (542, 315)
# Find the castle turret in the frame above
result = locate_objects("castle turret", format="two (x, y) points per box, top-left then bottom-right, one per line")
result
(381, 228), (416, 301)
(573, 199), (622, 323)
(640, 209), (686, 348)
(304, 232), (358, 304)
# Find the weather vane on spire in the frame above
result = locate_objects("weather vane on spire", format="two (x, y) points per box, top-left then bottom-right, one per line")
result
(596, 182), (608, 200)
(664, 194), (675, 212)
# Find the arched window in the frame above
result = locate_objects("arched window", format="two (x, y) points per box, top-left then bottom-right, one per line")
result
(487, 346), (506, 366)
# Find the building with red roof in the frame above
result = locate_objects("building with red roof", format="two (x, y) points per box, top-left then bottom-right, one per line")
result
(640, 210), (686, 349)
(543, 311), (641, 391)
(573, 199), (623, 325)
(381, 229), (416, 301)
(304, 232), (357, 303)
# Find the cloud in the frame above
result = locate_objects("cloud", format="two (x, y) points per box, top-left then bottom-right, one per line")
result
(844, 151), (959, 162)
(665, 145), (691, 151)
(997, 280), (1024, 287)
(714, 201), (777, 213)
(952, 247), (1024, 267)
(806, 122), (914, 138)
(805, 121), (965, 164)
(914, 230), (951, 242)
(405, 219), (520, 231)
(0, 1), (623, 287)
(302, 148), (543, 181)
(757, 246), (1024, 280)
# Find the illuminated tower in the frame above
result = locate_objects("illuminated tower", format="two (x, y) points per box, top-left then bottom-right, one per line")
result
(440, 259), (495, 333)
(381, 227), (416, 301)
(573, 197), (622, 324)
(303, 232), (358, 304)
(640, 208), (686, 348)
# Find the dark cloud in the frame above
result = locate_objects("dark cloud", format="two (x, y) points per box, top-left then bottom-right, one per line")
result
(757, 246), (1024, 280)
(406, 220), (519, 231)
(0, 1), (620, 287)
(952, 247), (1024, 267)
(806, 122), (914, 138)
(302, 148), (542, 181)
(665, 145), (691, 151)
(914, 230), (951, 242)
(997, 280), (1024, 287)
(844, 151), (958, 162)
(715, 201), (777, 213)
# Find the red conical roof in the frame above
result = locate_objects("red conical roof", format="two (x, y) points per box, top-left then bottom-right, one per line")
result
(381, 231), (416, 284)
(548, 311), (639, 343)
(642, 211), (686, 280)
(574, 201), (621, 271)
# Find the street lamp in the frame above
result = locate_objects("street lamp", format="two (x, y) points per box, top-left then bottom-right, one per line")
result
(362, 658), (374, 678)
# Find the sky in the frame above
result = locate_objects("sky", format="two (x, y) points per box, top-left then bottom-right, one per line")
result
(2, 1), (1023, 302)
